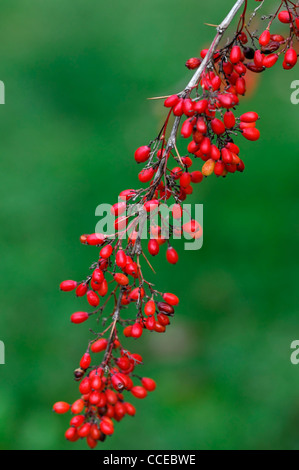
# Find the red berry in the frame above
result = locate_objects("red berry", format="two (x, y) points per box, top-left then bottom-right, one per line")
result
(164, 94), (179, 108)
(76, 283), (88, 297)
(141, 377), (156, 392)
(185, 57), (201, 69)
(71, 312), (89, 324)
(131, 386), (147, 399)
(134, 146), (151, 163)
(87, 290), (100, 307)
(91, 338), (108, 353)
(163, 292), (179, 306)
(242, 127), (260, 141)
(166, 247), (179, 264)
(148, 239), (160, 256)
(278, 10), (293, 23)
(60, 280), (77, 292)
(259, 30), (271, 46)
(53, 401), (70, 414)
(80, 353), (91, 370)
(114, 273), (129, 286)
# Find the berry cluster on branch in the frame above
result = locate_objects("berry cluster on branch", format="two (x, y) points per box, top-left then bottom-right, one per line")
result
(53, 0), (298, 448)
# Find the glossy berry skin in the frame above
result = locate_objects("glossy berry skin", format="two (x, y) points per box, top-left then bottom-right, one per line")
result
(166, 247), (179, 264)
(148, 239), (160, 256)
(60, 280), (77, 292)
(134, 146), (151, 163)
(131, 386), (147, 399)
(53, 402), (70, 414)
(163, 292), (179, 306)
(71, 312), (89, 324)
(91, 338), (108, 353)
(87, 291), (100, 307)
(141, 377), (156, 392)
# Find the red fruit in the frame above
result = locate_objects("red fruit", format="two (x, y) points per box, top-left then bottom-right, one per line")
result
(124, 402), (136, 416)
(78, 423), (91, 438)
(163, 293), (179, 306)
(157, 302), (175, 314)
(129, 287), (145, 301)
(70, 415), (85, 427)
(157, 312), (170, 326)
(181, 119), (194, 138)
(182, 99), (194, 116)
(100, 419), (114, 435)
(236, 77), (246, 95)
(89, 390), (101, 405)
(166, 247), (179, 264)
(79, 378), (91, 394)
(172, 204), (183, 219)
(185, 57), (201, 69)
(119, 189), (136, 201)
(100, 244), (113, 259)
(116, 250), (127, 268)
(80, 353), (91, 370)
(180, 172), (191, 188)
(92, 268), (104, 284)
(65, 427), (78, 441)
(263, 54), (278, 68)
(91, 338), (108, 353)
(200, 137), (211, 155)
(210, 145), (221, 161)
(240, 111), (259, 123)
(114, 273), (129, 286)
(144, 300), (156, 316)
(211, 118), (225, 135)
(87, 290), (100, 307)
(76, 283), (88, 297)
(91, 375), (102, 390)
(138, 167), (155, 183)
(254, 50), (264, 67)
(71, 399), (84, 414)
(145, 316), (156, 331)
(214, 160), (225, 176)
(148, 239), (160, 256)
(134, 146), (151, 163)
(111, 201), (126, 216)
(221, 148), (233, 164)
(284, 48), (298, 68)
(53, 401), (70, 414)
(131, 323), (143, 338)
(173, 99), (184, 116)
(98, 279), (108, 297)
(90, 424), (101, 441)
(278, 10), (293, 23)
(144, 199), (159, 212)
(87, 436), (98, 449)
(164, 94), (179, 108)
(71, 311), (89, 324)
(154, 322), (166, 333)
(259, 30), (271, 46)
(123, 325), (132, 337)
(191, 171), (203, 184)
(131, 386), (147, 399)
(60, 280), (77, 292)
(230, 46), (242, 64)
(141, 377), (156, 392)
(224, 111), (236, 129)
(86, 233), (105, 246)
(111, 374), (126, 391)
(193, 99), (208, 113)
(242, 128), (260, 141)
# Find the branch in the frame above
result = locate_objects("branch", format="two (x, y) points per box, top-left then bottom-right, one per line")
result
(102, 0), (248, 368)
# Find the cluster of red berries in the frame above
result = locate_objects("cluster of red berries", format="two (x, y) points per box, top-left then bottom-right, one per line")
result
(54, 0), (298, 448)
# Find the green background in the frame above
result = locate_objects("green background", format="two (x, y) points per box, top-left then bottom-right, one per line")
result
(0, 0), (298, 450)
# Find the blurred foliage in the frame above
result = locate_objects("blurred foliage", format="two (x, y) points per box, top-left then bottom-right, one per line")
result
(0, 0), (298, 450)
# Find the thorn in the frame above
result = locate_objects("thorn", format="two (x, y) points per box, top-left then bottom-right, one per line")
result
(142, 252), (156, 274)
(204, 23), (219, 27)
(147, 95), (171, 100)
